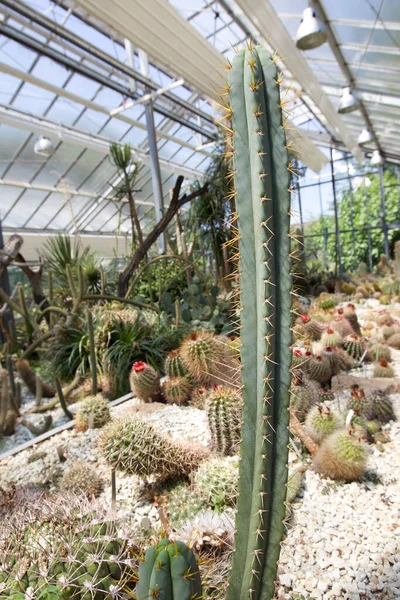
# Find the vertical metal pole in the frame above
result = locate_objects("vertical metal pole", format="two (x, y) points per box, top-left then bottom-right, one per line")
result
(364, 178), (373, 272)
(378, 163), (390, 258)
(139, 49), (165, 253)
(0, 218), (16, 345)
(330, 147), (343, 277)
(124, 39), (136, 93)
(345, 157), (358, 271)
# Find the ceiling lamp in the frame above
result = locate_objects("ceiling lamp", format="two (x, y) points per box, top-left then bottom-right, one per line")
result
(358, 128), (373, 145)
(370, 150), (384, 166)
(296, 7), (327, 50)
(34, 136), (54, 157)
(337, 87), (359, 114)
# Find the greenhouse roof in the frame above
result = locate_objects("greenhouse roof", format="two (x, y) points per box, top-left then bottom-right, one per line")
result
(0, 0), (399, 244)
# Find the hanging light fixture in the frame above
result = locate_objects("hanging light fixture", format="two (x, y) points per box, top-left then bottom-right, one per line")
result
(370, 150), (384, 166)
(337, 87), (359, 114)
(296, 7), (327, 50)
(357, 128), (373, 145)
(34, 136), (54, 157)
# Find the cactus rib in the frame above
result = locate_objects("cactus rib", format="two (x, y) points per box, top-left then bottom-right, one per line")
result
(227, 46), (292, 600)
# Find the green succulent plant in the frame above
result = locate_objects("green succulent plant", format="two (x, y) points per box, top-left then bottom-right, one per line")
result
(75, 395), (111, 432)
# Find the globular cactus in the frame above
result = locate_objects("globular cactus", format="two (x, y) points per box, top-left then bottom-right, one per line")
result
(316, 386), (335, 403)
(381, 323), (395, 340)
(305, 352), (332, 385)
(317, 296), (335, 311)
(305, 405), (341, 444)
(290, 375), (318, 422)
(164, 349), (188, 378)
(371, 391), (395, 423)
(136, 539), (202, 600)
(321, 327), (342, 348)
(162, 376), (192, 406)
(291, 348), (307, 370)
(369, 342), (391, 362)
(323, 347), (352, 376)
(226, 46), (292, 600)
(194, 456), (239, 510)
(313, 428), (367, 481)
(376, 311), (393, 326)
(129, 361), (161, 402)
(165, 483), (208, 527)
(387, 333), (400, 349)
(100, 418), (208, 481)
(330, 313), (355, 338)
(343, 334), (367, 362)
(342, 304), (361, 335)
(189, 386), (210, 410)
(60, 460), (103, 497)
(75, 395), (111, 431)
(373, 358), (394, 378)
(206, 386), (242, 456)
(301, 316), (325, 340)
(342, 282), (356, 295)
(346, 386), (374, 419)
(0, 495), (136, 599)
(180, 331), (235, 387)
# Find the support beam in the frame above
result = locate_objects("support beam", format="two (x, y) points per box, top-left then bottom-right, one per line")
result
(110, 78), (185, 116)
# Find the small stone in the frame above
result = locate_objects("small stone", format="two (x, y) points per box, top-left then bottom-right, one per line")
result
(278, 574), (292, 588)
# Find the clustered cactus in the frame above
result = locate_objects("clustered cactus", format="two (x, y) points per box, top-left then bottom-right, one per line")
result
(206, 386), (242, 456)
(100, 417), (208, 481)
(129, 361), (161, 402)
(75, 395), (111, 431)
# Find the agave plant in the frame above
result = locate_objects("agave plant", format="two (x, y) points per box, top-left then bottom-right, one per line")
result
(43, 234), (92, 286)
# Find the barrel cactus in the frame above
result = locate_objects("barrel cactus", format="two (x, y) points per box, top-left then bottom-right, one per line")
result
(129, 361), (161, 402)
(321, 327), (342, 348)
(75, 395), (111, 432)
(305, 352), (332, 385)
(162, 376), (192, 405)
(301, 316), (325, 340)
(180, 331), (228, 386)
(290, 376), (318, 422)
(369, 342), (391, 362)
(346, 386), (374, 419)
(342, 304), (361, 335)
(330, 314), (355, 338)
(371, 391), (395, 423)
(226, 45), (292, 600)
(136, 539), (202, 600)
(206, 386), (242, 456)
(343, 334), (366, 362)
(194, 455), (239, 511)
(164, 350), (188, 378)
(305, 405), (341, 444)
(100, 418), (208, 481)
(59, 460), (103, 497)
(373, 358), (394, 378)
(313, 428), (367, 481)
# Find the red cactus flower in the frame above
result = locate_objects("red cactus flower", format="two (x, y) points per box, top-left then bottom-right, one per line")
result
(326, 328), (334, 334)
(305, 350), (312, 356)
(301, 315), (310, 323)
(132, 361), (146, 372)
(337, 308), (344, 315)
(379, 358), (388, 367)
(294, 349), (302, 356)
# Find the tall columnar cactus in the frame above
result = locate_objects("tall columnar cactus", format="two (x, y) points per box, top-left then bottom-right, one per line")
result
(136, 539), (202, 600)
(226, 46), (292, 600)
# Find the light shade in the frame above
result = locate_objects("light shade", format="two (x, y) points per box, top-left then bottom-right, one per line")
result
(296, 7), (327, 50)
(370, 150), (384, 166)
(358, 128), (373, 145)
(338, 87), (359, 114)
(34, 136), (54, 157)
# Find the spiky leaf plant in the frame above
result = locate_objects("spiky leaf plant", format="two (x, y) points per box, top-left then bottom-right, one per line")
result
(226, 45), (292, 600)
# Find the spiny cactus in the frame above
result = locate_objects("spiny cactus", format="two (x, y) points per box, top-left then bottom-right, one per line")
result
(291, 348), (307, 370)
(330, 314), (355, 338)
(189, 386), (210, 410)
(317, 296), (335, 311)
(226, 45), (292, 600)
(342, 304), (361, 336)
(129, 361), (161, 402)
(194, 456), (239, 511)
(321, 327), (342, 348)
(164, 349), (188, 378)
(59, 460), (103, 497)
(164, 482), (208, 527)
(381, 323), (395, 340)
(387, 333), (400, 349)
(206, 386), (242, 456)
(0, 495), (136, 599)
(301, 316), (325, 340)
(100, 418), (208, 481)
(371, 391), (395, 423)
(343, 334), (366, 362)
(313, 428), (367, 481)
(75, 395), (111, 431)
(369, 342), (392, 362)
(305, 352), (332, 385)
(346, 386), (374, 419)
(316, 387), (335, 403)
(323, 347), (352, 376)
(136, 539), (202, 600)
(305, 405), (341, 444)
(180, 331), (229, 386)
(290, 375), (318, 422)
(373, 358), (394, 378)
(162, 376), (192, 406)
(227, 336), (241, 361)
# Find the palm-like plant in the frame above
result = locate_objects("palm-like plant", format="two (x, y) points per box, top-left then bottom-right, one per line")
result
(43, 235), (92, 285)
(109, 143), (143, 248)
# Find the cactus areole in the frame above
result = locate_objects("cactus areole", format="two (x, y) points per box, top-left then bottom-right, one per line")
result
(226, 46), (292, 600)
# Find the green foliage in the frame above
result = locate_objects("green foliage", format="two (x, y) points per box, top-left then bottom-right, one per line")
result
(136, 539), (202, 600)
(307, 170), (400, 270)
(48, 321), (91, 381)
(194, 456), (239, 511)
(134, 258), (189, 303)
(43, 235), (92, 286)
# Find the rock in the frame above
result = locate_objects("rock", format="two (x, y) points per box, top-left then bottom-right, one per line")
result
(331, 374), (400, 395)
(278, 574), (292, 588)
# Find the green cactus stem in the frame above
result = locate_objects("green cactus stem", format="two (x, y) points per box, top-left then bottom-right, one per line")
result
(369, 342), (391, 363)
(321, 327), (342, 348)
(86, 309), (98, 395)
(162, 376), (192, 406)
(164, 349), (188, 378)
(206, 386), (242, 456)
(343, 334), (366, 362)
(136, 539), (202, 600)
(373, 358), (394, 378)
(226, 45), (292, 600)
(129, 361), (161, 402)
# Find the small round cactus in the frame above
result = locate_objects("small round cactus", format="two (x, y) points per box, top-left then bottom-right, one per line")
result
(305, 352), (332, 385)
(343, 334), (366, 362)
(162, 376), (192, 405)
(164, 349), (187, 378)
(290, 375), (318, 422)
(291, 348), (306, 370)
(194, 456), (239, 511)
(371, 391), (395, 423)
(369, 342), (391, 363)
(386, 333), (400, 349)
(129, 361), (161, 402)
(305, 405), (341, 444)
(321, 327), (342, 348)
(206, 386), (242, 456)
(318, 296), (335, 311)
(75, 395), (111, 432)
(330, 314), (355, 338)
(59, 460), (103, 497)
(301, 316), (325, 341)
(313, 428), (367, 481)
(373, 358), (394, 378)
(342, 304), (361, 335)
(346, 386), (373, 419)
(323, 347), (353, 375)
(180, 331), (225, 385)
(100, 418), (208, 481)
(189, 386), (210, 410)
